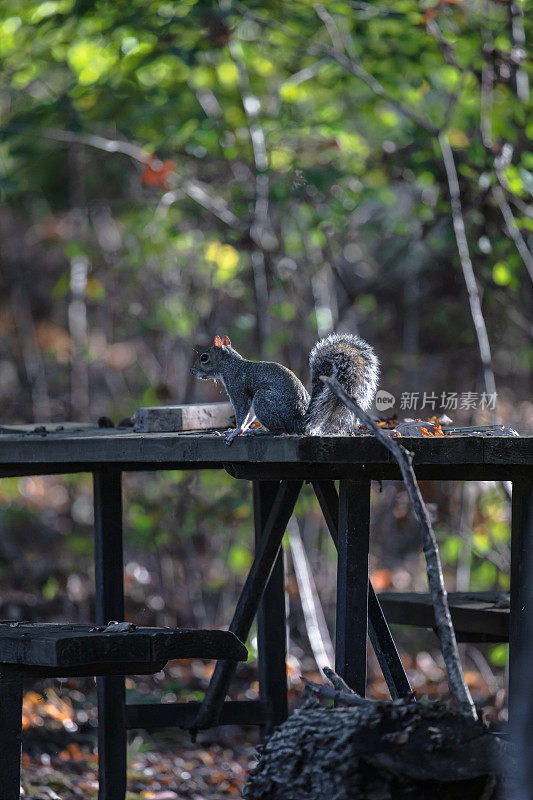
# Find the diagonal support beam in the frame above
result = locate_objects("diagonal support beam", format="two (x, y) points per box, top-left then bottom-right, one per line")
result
(312, 480), (412, 699)
(191, 480), (303, 731)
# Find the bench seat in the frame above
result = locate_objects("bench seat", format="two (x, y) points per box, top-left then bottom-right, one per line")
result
(0, 622), (247, 800)
(377, 591), (509, 643)
(0, 622), (247, 676)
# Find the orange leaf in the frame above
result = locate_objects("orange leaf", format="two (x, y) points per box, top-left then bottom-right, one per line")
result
(141, 158), (176, 190)
(370, 568), (393, 592)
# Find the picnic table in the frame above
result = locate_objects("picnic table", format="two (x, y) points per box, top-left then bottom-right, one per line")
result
(0, 426), (531, 798)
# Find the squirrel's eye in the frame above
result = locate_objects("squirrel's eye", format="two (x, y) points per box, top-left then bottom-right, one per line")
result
(200, 353), (209, 363)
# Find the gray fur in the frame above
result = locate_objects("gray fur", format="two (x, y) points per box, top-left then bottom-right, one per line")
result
(190, 333), (379, 441)
(305, 333), (380, 434)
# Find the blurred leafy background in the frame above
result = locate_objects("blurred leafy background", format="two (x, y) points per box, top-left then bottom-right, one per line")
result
(0, 0), (532, 780)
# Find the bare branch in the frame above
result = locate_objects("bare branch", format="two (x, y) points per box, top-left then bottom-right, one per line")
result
(347, 1), (401, 18)
(285, 58), (331, 85)
(233, 2), (438, 135)
(320, 375), (478, 720)
(10, 284), (51, 422)
(492, 185), (533, 285)
(41, 128), (242, 231)
(288, 518), (335, 670)
(480, 61), (494, 150)
(508, 0), (529, 103)
(322, 666), (357, 695)
(425, 18), (461, 70)
(227, 44), (277, 251)
(42, 127), (149, 162)
(301, 675), (371, 707)
(427, 11), (533, 284)
(227, 36), (277, 353)
(438, 133), (497, 404)
(313, 3), (345, 54)
(178, 181), (241, 229)
(314, 43), (438, 135)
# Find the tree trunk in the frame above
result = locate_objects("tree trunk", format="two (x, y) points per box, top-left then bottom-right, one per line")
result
(245, 694), (503, 800)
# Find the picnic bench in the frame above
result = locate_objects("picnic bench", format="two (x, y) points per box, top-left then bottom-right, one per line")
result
(0, 623), (246, 800)
(0, 427), (531, 799)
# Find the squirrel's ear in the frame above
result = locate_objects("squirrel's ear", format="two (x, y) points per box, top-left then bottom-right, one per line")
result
(213, 335), (222, 348)
(221, 335), (231, 346)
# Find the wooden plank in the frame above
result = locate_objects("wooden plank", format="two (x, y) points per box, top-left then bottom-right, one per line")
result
(0, 666), (23, 800)
(0, 431), (530, 472)
(0, 423), (98, 434)
(94, 471), (124, 626)
(97, 675), (126, 800)
(0, 624), (247, 668)
(133, 402), (234, 432)
(151, 628), (247, 662)
(254, 481), (288, 732)
(510, 480), (533, 710)
(93, 470), (126, 800)
(378, 592), (510, 641)
(312, 479), (412, 699)
(485, 436), (533, 464)
(0, 624), (149, 666)
(228, 462), (527, 482)
(335, 480), (370, 696)
(126, 699), (267, 730)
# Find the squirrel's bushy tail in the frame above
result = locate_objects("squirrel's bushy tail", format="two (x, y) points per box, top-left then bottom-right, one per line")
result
(304, 333), (379, 435)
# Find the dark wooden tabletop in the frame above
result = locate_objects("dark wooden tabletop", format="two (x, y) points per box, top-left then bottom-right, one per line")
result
(0, 427), (531, 480)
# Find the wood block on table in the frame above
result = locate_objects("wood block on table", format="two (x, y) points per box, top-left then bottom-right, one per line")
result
(133, 402), (235, 432)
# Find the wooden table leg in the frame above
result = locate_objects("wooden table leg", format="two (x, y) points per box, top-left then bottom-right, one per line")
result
(93, 471), (127, 800)
(335, 479), (371, 696)
(191, 480), (302, 732)
(510, 479), (533, 715)
(313, 480), (411, 699)
(254, 481), (288, 733)
(0, 666), (23, 800)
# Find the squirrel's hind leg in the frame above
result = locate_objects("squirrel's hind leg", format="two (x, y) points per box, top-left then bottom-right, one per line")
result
(224, 405), (255, 446)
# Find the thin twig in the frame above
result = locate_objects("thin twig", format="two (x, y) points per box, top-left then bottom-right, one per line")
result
(492, 185), (533, 285)
(227, 35), (276, 354)
(301, 675), (370, 707)
(10, 284), (52, 422)
(320, 375), (478, 720)
(313, 44), (438, 135)
(322, 666), (356, 695)
(425, 18), (461, 70)
(507, 0), (529, 103)
(313, 3), (345, 55)
(438, 132), (497, 406)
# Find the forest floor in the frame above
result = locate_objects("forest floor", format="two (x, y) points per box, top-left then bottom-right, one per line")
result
(20, 664), (259, 800)
(18, 653), (506, 799)
(21, 731), (254, 800)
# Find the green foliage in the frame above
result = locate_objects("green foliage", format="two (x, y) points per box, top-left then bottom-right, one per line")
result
(489, 644), (508, 668)
(1, 0), (531, 364)
(0, 0), (527, 690)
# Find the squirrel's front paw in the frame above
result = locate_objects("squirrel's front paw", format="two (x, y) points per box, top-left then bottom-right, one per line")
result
(224, 428), (241, 446)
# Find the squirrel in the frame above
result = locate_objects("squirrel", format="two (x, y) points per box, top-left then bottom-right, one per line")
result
(190, 333), (379, 445)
